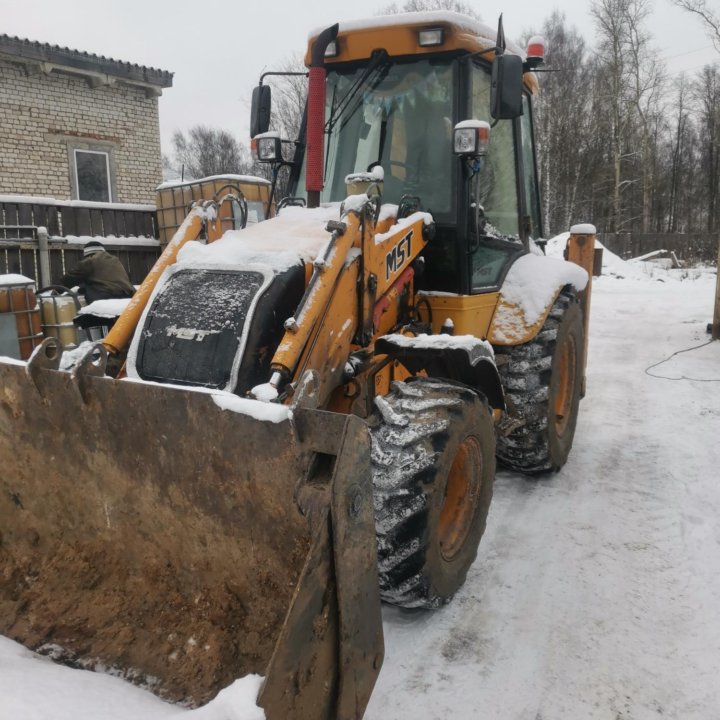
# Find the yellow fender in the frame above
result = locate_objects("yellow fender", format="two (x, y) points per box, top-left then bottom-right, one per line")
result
(488, 227), (596, 347)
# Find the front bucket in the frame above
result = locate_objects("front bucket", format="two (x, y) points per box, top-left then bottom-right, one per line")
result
(0, 342), (382, 718)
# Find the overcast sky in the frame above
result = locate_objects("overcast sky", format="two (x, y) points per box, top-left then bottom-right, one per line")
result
(1, 0), (717, 157)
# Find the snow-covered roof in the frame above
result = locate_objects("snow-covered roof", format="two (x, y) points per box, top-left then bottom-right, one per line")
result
(156, 174), (271, 191)
(64, 235), (159, 247)
(0, 34), (172, 88)
(308, 11), (526, 59)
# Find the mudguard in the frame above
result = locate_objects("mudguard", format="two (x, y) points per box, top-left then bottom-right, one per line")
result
(375, 333), (504, 410)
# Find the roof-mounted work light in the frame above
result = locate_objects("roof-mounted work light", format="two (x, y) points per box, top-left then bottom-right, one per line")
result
(418, 28), (444, 47)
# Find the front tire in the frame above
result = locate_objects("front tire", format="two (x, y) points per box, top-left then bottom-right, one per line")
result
(369, 379), (495, 609)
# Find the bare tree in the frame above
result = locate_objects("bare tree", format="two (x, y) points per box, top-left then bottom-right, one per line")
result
(693, 65), (720, 232)
(667, 76), (690, 232)
(379, 0), (482, 21)
(532, 12), (595, 235)
(625, 0), (665, 232)
(171, 126), (252, 180)
(671, 0), (720, 52)
(591, 0), (633, 232)
(268, 55), (308, 146)
(589, 0), (663, 233)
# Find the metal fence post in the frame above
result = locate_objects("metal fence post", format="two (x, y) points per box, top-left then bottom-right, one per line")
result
(713, 233), (720, 341)
(37, 226), (51, 288)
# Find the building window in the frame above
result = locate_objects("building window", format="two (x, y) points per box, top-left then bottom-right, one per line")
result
(74, 149), (112, 202)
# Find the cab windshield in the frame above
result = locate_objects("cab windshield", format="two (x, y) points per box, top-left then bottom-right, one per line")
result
(297, 58), (455, 217)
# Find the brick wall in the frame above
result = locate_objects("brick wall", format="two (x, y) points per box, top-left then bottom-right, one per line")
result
(0, 58), (162, 204)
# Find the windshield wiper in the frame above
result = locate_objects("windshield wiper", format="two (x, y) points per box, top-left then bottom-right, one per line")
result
(325, 50), (389, 135)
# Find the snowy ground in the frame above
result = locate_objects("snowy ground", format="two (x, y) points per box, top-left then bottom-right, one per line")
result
(2, 250), (719, 719)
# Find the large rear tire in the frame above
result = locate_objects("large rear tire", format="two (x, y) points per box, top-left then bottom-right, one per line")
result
(369, 379), (495, 609)
(494, 290), (583, 474)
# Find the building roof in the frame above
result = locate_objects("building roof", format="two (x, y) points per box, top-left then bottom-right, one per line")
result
(0, 34), (173, 91)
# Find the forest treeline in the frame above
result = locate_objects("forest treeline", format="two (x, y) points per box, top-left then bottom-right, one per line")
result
(536, 0), (719, 237)
(165, 0), (720, 239)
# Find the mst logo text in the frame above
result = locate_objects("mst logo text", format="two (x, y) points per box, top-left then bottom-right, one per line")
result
(385, 230), (413, 281)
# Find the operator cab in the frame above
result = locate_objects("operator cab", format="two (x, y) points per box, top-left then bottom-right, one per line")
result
(253, 13), (545, 296)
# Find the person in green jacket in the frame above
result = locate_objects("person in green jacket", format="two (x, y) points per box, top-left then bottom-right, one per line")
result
(61, 241), (135, 304)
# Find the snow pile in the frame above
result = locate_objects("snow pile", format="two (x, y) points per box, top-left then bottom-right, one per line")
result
(249, 382), (279, 402)
(59, 341), (96, 371)
(342, 193), (373, 215)
(546, 232), (638, 279)
(0, 635), (176, 720)
(0, 273), (34, 286)
(120, 375), (291, 424)
(544, 232), (697, 282)
(177, 205), (338, 273)
(378, 204), (399, 224)
(0, 636), (265, 720)
(180, 676), (265, 720)
(0, 355), (25, 366)
(212, 391), (289, 423)
(77, 299), (130, 318)
(345, 165), (385, 184)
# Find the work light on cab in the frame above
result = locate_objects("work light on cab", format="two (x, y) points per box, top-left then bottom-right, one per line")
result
(453, 120), (491, 157)
(254, 133), (282, 163)
(418, 28), (444, 46)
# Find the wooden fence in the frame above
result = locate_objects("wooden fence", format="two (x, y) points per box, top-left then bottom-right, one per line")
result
(0, 197), (157, 240)
(0, 239), (160, 288)
(599, 233), (718, 264)
(0, 197), (161, 287)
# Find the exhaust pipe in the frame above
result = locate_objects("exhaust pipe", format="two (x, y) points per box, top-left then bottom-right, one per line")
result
(306, 24), (338, 209)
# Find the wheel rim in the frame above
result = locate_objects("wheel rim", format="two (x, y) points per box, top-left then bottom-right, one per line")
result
(554, 333), (577, 437)
(438, 436), (482, 562)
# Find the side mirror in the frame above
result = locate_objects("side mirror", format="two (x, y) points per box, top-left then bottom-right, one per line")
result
(250, 85), (272, 138)
(490, 54), (524, 120)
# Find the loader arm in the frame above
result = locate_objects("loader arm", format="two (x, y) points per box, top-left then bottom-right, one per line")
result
(268, 201), (432, 406)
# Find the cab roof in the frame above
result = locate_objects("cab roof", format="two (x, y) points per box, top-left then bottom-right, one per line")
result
(305, 11), (538, 93)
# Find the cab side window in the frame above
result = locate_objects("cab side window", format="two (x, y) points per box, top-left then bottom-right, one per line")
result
(519, 94), (542, 239)
(471, 64), (519, 237)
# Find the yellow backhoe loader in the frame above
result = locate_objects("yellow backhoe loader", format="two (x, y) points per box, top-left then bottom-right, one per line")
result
(0, 12), (596, 719)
